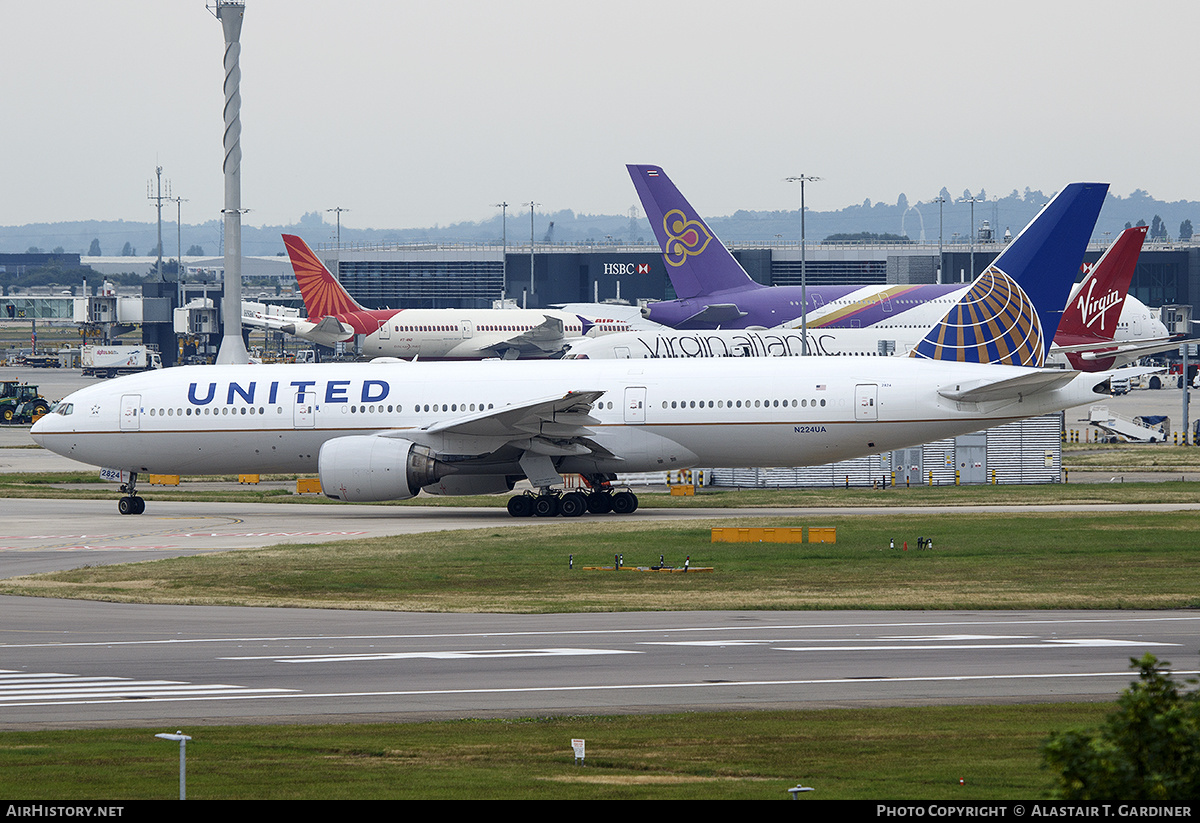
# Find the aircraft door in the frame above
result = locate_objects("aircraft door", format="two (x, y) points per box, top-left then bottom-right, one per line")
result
(120, 394), (141, 431)
(614, 347), (631, 359)
(624, 387), (646, 424)
(379, 320), (390, 340)
(461, 321), (473, 339)
(293, 391), (315, 428)
(855, 384), (878, 421)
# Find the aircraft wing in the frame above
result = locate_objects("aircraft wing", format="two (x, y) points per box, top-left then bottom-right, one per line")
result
(678, 303), (748, 328)
(384, 390), (616, 459)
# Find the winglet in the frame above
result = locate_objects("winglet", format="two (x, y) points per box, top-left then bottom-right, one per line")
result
(1057, 225), (1148, 339)
(282, 234), (365, 320)
(627, 165), (760, 299)
(910, 182), (1108, 367)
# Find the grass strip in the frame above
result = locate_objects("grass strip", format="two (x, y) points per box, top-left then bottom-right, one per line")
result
(0, 703), (1112, 800)
(3, 511), (1198, 612)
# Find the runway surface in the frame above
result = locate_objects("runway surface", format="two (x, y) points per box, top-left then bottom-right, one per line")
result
(3, 601), (1196, 729)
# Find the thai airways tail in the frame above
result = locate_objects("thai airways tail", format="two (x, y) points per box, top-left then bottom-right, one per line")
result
(1057, 225), (1147, 339)
(281, 234), (366, 320)
(910, 182), (1108, 367)
(627, 164), (761, 299)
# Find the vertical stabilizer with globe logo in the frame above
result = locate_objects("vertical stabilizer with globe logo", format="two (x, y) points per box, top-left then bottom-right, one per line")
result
(910, 182), (1108, 368)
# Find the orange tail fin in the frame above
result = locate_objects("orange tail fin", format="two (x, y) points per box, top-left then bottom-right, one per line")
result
(282, 234), (364, 319)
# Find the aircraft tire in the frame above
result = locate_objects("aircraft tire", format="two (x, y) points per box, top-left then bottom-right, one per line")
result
(559, 492), (587, 518)
(134, 496), (145, 515)
(118, 496), (136, 516)
(610, 491), (638, 515)
(586, 492), (613, 514)
(506, 496), (534, 517)
(533, 495), (560, 517)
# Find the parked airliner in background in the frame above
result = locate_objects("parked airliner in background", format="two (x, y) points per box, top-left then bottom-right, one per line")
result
(561, 225), (1177, 370)
(241, 235), (638, 359)
(628, 164), (966, 330)
(34, 181), (1121, 518)
(627, 165), (1174, 357)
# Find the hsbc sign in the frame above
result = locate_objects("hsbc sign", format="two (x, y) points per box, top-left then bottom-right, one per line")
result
(603, 262), (651, 276)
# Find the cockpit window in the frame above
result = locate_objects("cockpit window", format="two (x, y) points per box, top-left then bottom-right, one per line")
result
(49, 402), (73, 416)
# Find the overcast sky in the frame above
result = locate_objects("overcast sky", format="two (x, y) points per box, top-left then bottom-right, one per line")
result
(4, 1), (1196, 231)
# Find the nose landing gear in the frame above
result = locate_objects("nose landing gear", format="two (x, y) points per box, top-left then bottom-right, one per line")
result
(117, 472), (145, 515)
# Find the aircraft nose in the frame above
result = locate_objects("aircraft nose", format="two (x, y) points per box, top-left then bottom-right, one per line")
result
(30, 413), (50, 446)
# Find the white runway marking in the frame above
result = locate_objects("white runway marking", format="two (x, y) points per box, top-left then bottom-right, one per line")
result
(223, 648), (643, 663)
(0, 669), (295, 706)
(641, 636), (1179, 651)
(4, 670), (1196, 710)
(3, 614), (1198, 650)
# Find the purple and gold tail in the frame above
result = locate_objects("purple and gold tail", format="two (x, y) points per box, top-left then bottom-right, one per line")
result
(627, 164), (761, 300)
(910, 182), (1108, 367)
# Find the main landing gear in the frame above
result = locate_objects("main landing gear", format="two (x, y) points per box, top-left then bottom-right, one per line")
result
(506, 476), (638, 519)
(117, 472), (145, 516)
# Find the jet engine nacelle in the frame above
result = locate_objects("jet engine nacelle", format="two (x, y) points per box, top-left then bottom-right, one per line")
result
(423, 476), (517, 496)
(318, 436), (443, 502)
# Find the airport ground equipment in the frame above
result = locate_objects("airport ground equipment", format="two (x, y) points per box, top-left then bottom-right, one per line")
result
(0, 380), (49, 424)
(1088, 405), (1170, 443)
(81, 345), (162, 378)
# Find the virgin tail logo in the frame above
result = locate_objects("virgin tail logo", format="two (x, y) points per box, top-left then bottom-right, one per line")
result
(1057, 225), (1147, 339)
(1075, 279), (1123, 333)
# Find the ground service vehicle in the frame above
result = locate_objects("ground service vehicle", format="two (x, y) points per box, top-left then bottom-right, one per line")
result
(81, 346), (162, 378)
(0, 381), (50, 423)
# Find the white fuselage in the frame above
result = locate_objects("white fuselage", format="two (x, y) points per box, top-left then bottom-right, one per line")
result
(562, 296), (1170, 364)
(244, 304), (641, 360)
(33, 359), (1108, 480)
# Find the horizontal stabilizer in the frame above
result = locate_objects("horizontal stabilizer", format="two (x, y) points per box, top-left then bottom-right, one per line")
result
(938, 369), (1078, 403)
(280, 314), (354, 346)
(1069, 338), (1192, 362)
(679, 304), (747, 328)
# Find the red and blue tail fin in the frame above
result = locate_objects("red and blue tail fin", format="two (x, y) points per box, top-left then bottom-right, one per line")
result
(627, 164), (761, 299)
(910, 182), (1108, 367)
(282, 234), (365, 320)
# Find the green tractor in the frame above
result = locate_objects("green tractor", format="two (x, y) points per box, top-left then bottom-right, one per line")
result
(0, 381), (50, 424)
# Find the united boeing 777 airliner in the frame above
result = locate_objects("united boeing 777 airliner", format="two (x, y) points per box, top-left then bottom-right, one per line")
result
(34, 181), (1117, 518)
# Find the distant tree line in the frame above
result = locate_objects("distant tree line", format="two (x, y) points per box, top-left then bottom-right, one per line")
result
(1122, 216), (1194, 241)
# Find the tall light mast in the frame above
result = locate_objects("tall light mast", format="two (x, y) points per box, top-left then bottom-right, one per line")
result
(213, 0), (249, 364)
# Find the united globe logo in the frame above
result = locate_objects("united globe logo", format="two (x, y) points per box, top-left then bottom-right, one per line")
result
(910, 266), (1045, 367)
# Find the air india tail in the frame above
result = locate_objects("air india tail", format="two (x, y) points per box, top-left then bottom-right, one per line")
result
(282, 234), (366, 321)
